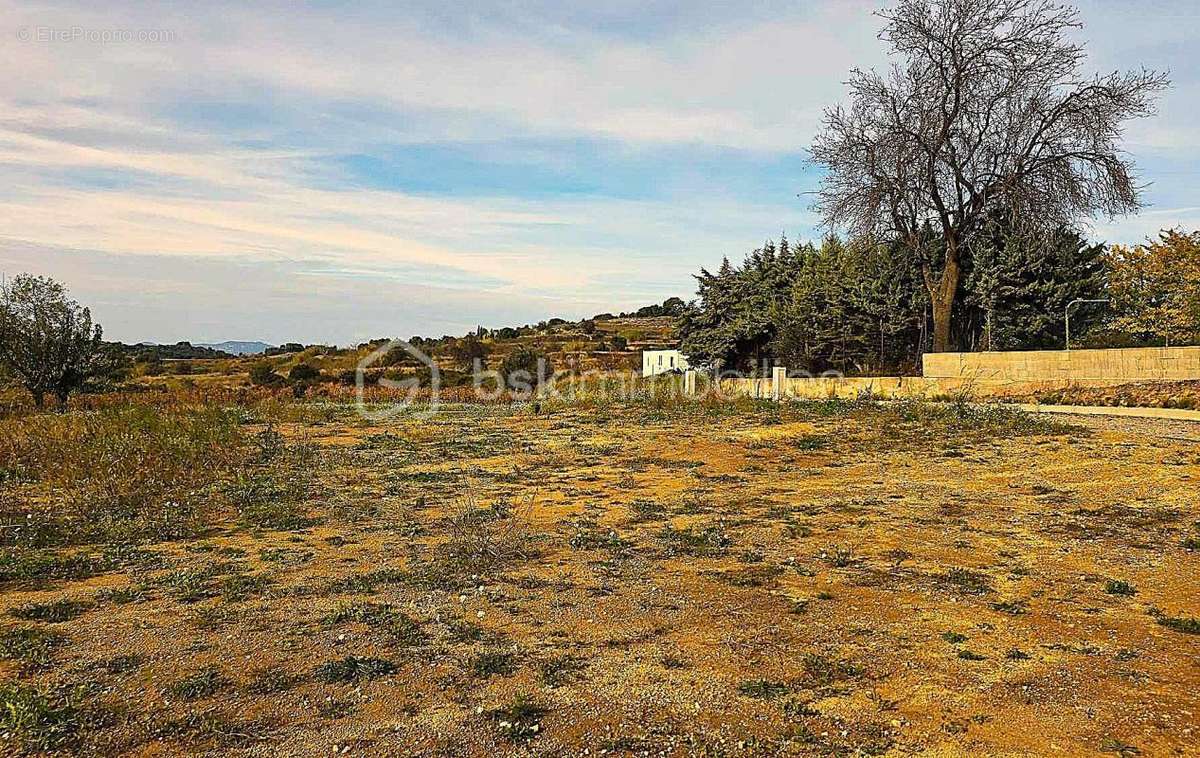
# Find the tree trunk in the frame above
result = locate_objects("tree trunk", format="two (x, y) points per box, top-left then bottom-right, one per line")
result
(31, 390), (44, 409)
(928, 244), (962, 353)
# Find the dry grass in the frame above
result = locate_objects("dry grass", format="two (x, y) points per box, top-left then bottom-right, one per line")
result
(0, 404), (245, 546)
(0, 394), (1197, 756)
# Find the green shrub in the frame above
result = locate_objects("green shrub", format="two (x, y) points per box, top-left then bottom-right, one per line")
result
(0, 682), (81, 751)
(287, 363), (320, 383)
(737, 679), (789, 699)
(9, 599), (93, 623)
(470, 650), (518, 678)
(0, 627), (66, 669)
(1157, 616), (1200, 634)
(499, 348), (554, 389)
(168, 668), (228, 700)
(0, 549), (120, 585)
(226, 472), (313, 531)
(248, 362), (283, 386)
(323, 603), (424, 646)
(313, 656), (397, 683)
(484, 693), (545, 742)
(1105, 579), (1137, 596)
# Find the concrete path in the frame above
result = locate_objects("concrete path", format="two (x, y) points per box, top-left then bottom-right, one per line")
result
(1008, 403), (1200, 422)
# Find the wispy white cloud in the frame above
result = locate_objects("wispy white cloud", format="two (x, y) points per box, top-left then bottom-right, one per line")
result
(0, 0), (1196, 342)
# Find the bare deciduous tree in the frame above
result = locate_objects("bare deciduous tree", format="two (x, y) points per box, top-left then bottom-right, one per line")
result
(0, 274), (105, 408)
(810, 0), (1168, 352)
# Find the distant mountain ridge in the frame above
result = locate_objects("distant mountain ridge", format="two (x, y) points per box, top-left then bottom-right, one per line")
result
(196, 341), (273, 356)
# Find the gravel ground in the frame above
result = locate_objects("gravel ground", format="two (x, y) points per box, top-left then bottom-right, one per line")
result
(1048, 411), (1200, 441)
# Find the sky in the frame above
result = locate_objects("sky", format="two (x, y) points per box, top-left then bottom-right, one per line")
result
(1, 0), (1198, 345)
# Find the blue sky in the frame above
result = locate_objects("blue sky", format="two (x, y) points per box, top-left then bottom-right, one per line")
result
(1, 0), (1198, 344)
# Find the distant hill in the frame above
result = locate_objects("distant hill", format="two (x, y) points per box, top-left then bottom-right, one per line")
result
(197, 341), (273, 356)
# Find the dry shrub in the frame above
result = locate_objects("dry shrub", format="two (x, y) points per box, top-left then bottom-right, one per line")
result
(441, 489), (537, 574)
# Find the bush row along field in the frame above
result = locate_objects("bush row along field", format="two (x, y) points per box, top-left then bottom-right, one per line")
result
(1, 391), (1198, 755)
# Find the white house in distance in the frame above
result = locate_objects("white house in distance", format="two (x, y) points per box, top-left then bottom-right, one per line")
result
(642, 349), (689, 377)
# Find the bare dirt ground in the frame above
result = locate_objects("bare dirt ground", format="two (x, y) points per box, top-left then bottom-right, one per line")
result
(2, 399), (1199, 756)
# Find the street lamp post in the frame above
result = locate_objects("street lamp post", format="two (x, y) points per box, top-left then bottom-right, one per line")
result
(1065, 299), (1110, 351)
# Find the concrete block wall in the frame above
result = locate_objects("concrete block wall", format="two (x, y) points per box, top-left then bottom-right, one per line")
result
(922, 346), (1200, 382)
(721, 375), (975, 401)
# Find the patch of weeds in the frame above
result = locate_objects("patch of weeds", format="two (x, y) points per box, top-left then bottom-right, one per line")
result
(102, 654), (144, 675)
(0, 550), (116, 585)
(159, 564), (229, 603)
(884, 548), (912, 566)
(445, 618), (489, 644)
(791, 434), (831, 451)
(0, 626), (65, 669)
(313, 655), (397, 683)
(258, 547), (313, 566)
(707, 564), (784, 588)
(937, 567), (993, 595)
(1156, 615), (1200, 635)
(316, 697), (355, 719)
(1, 405), (245, 545)
(781, 697), (820, 719)
(568, 522), (632, 552)
(505, 574), (551, 590)
(539, 654), (588, 687)
(738, 548), (765, 563)
(1105, 579), (1137, 597)
(957, 650), (986, 661)
(324, 568), (408, 595)
(3, 545), (161, 587)
(628, 499), (667, 522)
(785, 523), (813, 539)
(823, 544), (854, 568)
(220, 573), (272, 602)
(96, 585), (148, 605)
(323, 603), (425, 646)
(168, 669), (228, 701)
(9, 598), (93, 623)
(191, 604), (240, 630)
(677, 491), (710, 514)
(991, 599), (1028, 615)
(244, 667), (304, 695)
(150, 709), (269, 748)
(0, 682), (81, 752)
(227, 472), (314, 531)
(1098, 737), (1142, 757)
(660, 523), (732, 558)
(737, 679), (790, 700)
(471, 650), (518, 679)
(484, 693), (545, 743)
(941, 631), (968, 644)
(802, 653), (862, 686)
